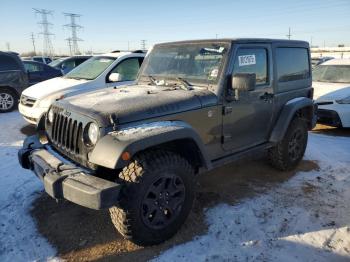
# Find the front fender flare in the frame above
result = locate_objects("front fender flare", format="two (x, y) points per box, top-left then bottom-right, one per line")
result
(89, 121), (211, 170)
(269, 97), (315, 143)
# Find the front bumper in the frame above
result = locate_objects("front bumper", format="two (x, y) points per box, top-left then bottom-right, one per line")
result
(317, 109), (342, 127)
(18, 135), (121, 210)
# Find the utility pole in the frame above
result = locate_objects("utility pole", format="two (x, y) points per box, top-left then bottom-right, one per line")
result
(140, 40), (146, 51)
(310, 36), (313, 48)
(63, 12), (83, 55)
(33, 8), (55, 57)
(6, 42), (10, 51)
(286, 27), (291, 40)
(30, 32), (36, 54)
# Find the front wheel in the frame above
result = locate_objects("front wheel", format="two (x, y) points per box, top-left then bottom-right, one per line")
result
(268, 117), (308, 171)
(109, 150), (195, 246)
(0, 89), (18, 113)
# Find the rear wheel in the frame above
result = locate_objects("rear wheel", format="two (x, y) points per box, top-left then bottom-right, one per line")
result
(109, 150), (195, 246)
(0, 89), (17, 113)
(268, 117), (308, 171)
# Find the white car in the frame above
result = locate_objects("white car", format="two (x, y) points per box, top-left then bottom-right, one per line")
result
(313, 59), (350, 127)
(19, 51), (145, 125)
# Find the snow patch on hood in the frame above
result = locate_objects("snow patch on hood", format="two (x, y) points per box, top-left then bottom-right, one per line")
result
(22, 77), (89, 100)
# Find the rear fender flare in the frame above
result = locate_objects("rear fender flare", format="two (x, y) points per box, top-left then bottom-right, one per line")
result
(269, 97), (315, 143)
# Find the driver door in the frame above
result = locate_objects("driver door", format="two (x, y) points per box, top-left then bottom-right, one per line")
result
(222, 44), (274, 152)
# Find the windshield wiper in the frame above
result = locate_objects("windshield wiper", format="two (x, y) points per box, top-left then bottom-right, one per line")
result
(175, 77), (193, 90)
(142, 75), (157, 85)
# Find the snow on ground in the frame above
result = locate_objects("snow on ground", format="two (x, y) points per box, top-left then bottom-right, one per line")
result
(154, 134), (350, 262)
(0, 112), (56, 262)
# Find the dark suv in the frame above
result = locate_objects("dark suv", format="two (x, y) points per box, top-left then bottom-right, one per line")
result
(19, 38), (316, 245)
(0, 51), (29, 112)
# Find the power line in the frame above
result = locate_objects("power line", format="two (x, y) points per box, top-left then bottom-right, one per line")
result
(30, 32), (36, 54)
(33, 8), (54, 57)
(63, 12), (83, 55)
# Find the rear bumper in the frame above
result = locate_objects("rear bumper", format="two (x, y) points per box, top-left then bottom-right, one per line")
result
(18, 135), (121, 210)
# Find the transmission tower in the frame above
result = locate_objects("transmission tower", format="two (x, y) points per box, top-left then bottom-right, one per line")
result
(33, 8), (54, 57)
(140, 40), (147, 51)
(63, 13), (83, 55)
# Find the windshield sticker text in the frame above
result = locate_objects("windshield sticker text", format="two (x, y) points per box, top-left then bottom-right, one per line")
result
(238, 55), (256, 66)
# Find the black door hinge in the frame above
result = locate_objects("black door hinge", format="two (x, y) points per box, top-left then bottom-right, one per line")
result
(223, 106), (233, 115)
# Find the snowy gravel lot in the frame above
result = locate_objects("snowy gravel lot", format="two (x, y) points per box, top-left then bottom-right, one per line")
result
(0, 111), (350, 261)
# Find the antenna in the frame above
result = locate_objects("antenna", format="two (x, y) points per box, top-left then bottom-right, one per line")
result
(33, 8), (54, 57)
(63, 13), (83, 55)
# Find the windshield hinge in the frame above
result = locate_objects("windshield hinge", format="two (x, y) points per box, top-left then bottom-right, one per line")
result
(222, 106), (233, 115)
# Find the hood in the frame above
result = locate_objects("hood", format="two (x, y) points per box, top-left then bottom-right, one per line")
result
(22, 77), (89, 99)
(313, 81), (350, 101)
(57, 85), (217, 126)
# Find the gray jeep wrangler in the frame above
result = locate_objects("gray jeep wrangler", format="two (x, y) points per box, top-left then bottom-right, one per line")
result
(19, 38), (316, 245)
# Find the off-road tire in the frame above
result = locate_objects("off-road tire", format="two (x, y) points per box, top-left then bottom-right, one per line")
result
(268, 117), (308, 171)
(109, 150), (195, 246)
(0, 88), (18, 113)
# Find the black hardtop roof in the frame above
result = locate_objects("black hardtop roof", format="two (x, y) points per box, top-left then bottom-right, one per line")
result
(156, 38), (309, 47)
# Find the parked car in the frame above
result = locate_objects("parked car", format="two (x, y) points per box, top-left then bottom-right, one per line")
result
(311, 56), (334, 68)
(31, 56), (52, 64)
(49, 55), (92, 74)
(23, 60), (62, 86)
(19, 50), (145, 124)
(313, 59), (350, 127)
(19, 38), (316, 245)
(0, 51), (29, 112)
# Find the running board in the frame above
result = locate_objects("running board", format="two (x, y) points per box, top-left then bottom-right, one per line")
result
(211, 142), (274, 169)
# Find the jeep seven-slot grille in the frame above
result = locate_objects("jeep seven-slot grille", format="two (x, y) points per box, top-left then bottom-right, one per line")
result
(51, 111), (83, 154)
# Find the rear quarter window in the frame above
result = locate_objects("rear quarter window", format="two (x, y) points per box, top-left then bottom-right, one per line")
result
(276, 48), (310, 82)
(0, 55), (21, 71)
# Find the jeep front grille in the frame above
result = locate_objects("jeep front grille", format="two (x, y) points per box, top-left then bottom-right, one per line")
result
(51, 111), (83, 154)
(20, 95), (36, 107)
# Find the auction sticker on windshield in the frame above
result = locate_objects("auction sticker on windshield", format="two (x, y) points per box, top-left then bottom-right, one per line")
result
(238, 55), (256, 66)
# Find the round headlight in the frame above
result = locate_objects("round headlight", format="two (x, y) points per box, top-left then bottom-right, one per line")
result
(47, 108), (54, 123)
(87, 122), (99, 145)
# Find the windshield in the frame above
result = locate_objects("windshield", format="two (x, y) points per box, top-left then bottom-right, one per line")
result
(49, 58), (64, 67)
(313, 65), (350, 83)
(139, 43), (229, 86)
(65, 56), (116, 80)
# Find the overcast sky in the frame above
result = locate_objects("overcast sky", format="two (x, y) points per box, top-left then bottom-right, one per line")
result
(1, 0), (349, 54)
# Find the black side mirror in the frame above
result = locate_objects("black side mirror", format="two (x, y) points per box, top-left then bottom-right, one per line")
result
(232, 73), (256, 92)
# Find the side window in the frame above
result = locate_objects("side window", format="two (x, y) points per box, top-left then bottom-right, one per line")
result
(0, 55), (20, 71)
(33, 57), (42, 63)
(45, 58), (52, 64)
(233, 48), (268, 85)
(62, 60), (75, 70)
(111, 58), (140, 81)
(75, 58), (87, 67)
(276, 48), (309, 82)
(24, 63), (43, 72)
